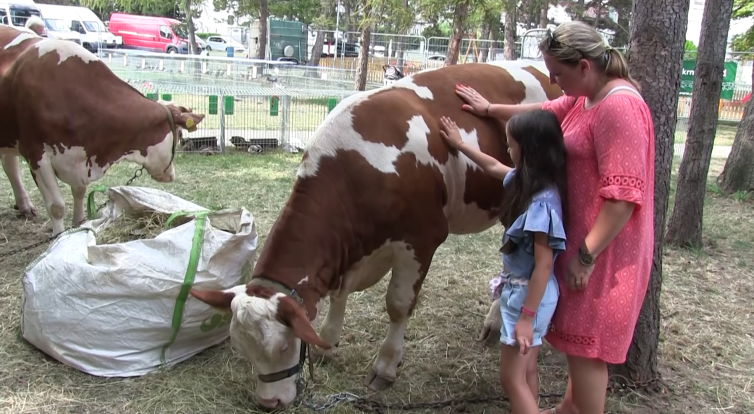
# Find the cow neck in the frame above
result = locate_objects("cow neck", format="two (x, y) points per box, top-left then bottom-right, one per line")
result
(251, 200), (342, 321)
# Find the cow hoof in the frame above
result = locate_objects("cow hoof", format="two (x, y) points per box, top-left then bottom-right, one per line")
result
(310, 345), (335, 363)
(14, 205), (37, 219)
(364, 370), (395, 391)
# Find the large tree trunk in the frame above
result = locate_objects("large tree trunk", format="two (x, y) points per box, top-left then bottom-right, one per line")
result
(184, 0), (198, 54)
(355, 19), (372, 91)
(540, 0), (549, 28)
(503, 0), (517, 60)
(665, 0), (735, 247)
(718, 70), (754, 192)
(445, 0), (469, 66)
(608, 0), (690, 389)
(258, 0), (269, 59)
(309, 29), (325, 66)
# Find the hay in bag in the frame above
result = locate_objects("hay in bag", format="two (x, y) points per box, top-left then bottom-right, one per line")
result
(21, 185), (259, 377)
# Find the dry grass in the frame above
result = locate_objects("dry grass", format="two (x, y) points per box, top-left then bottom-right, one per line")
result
(0, 149), (752, 414)
(95, 212), (174, 245)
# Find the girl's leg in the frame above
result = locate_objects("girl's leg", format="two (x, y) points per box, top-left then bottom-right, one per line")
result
(525, 347), (540, 398)
(500, 344), (540, 414)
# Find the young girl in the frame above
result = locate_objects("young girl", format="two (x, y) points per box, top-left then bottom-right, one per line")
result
(439, 109), (568, 414)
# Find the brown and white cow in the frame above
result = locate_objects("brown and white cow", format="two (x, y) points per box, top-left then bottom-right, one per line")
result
(0, 25), (205, 235)
(190, 60), (563, 409)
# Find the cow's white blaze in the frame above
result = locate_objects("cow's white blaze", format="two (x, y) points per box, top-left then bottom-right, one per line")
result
(36, 38), (99, 65)
(298, 76), (437, 178)
(392, 76), (434, 100)
(4, 32), (37, 49)
(486, 60), (550, 104)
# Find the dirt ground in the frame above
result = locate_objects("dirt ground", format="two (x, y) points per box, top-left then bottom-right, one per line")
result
(0, 153), (751, 414)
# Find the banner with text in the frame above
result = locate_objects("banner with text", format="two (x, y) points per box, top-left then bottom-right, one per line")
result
(680, 60), (738, 100)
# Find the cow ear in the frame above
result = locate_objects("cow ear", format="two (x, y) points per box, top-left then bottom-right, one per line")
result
(190, 288), (235, 309)
(177, 112), (206, 132)
(277, 296), (331, 349)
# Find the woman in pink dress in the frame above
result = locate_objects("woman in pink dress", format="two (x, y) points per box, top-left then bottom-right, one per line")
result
(456, 21), (655, 414)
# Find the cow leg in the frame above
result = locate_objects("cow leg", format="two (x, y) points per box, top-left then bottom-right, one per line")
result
(1, 154), (37, 218)
(365, 241), (438, 391)
(71, 185), (88, 226)
(33, 161), (67, 236)
(311, 296), (348, 361)
(478, 298), (503, 342)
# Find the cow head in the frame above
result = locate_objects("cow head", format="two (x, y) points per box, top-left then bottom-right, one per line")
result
(189, 283), (330, 410)
(145, 102), (205, 183)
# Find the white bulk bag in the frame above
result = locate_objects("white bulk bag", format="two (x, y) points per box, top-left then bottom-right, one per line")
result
(21, 185), (259, 377)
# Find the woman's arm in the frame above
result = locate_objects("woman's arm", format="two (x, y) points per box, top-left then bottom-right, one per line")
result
(583, 200), (635, 257)
(457, 141), (512, 181)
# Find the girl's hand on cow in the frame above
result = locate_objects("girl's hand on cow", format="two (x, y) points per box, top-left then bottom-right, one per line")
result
(439, 116), (463, 149)
(455, 84), (490, 116)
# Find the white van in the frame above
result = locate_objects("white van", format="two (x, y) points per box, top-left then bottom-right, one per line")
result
(41, 15), (81, 44)
(0, 0), (43, 30)
(37, 4), (121, 52)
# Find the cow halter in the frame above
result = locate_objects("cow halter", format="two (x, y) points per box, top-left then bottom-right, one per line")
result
(162, 105), (179, 173)
(246, 277), (315, 392)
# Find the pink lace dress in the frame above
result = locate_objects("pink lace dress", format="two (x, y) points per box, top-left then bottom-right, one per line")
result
(541, 88), (656, 364)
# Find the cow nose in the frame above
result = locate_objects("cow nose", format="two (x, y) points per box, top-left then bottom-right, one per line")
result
(259, 398), (281, 409)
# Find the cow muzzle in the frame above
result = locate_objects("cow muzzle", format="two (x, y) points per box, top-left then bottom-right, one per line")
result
(255, 341), (309, 409)
(149, 164), (175, 183)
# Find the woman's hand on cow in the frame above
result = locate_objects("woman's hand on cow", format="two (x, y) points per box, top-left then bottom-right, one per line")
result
(439, 116), (463, 148)
(567, 256), (594, 291)
(455, 84), (490, 116)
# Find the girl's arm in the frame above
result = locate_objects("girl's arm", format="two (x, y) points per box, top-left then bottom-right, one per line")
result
(520, 232), (553, 320)
(457, 141), (512, 181)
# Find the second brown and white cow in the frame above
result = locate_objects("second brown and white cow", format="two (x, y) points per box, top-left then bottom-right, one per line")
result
(0, 26), (205, 235)
(190, 60), (563, 409)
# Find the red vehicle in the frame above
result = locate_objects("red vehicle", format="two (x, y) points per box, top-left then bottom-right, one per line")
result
(107, 13), (193, 54)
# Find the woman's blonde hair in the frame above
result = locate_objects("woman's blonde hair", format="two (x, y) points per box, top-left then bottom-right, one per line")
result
(538, 21), (641, 92)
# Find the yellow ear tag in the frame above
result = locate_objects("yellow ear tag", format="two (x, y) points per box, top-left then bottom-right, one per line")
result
(185, 118), (197, 132)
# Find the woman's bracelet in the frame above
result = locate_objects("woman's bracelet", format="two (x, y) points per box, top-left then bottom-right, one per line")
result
(521, 306), (536, 318)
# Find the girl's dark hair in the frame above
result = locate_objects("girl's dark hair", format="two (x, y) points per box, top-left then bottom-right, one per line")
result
(499, 109), (568, 254)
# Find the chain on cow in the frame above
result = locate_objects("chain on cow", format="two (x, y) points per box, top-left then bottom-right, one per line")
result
(0, 167), (145, 262)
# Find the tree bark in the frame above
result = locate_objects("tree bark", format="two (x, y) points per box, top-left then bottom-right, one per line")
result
(540, 0), (549, 28)
(355, 19), (372, 91)
(184, 0), (198, 55)
(718, 70), (754, 192)
(258, 0), (269, 59)
(503, 0), (517, 60)
(665, 0), (735, 247)
(608, 0), (690, 389)
(445, 0), (469, 66)
(309, 29), (325, 66)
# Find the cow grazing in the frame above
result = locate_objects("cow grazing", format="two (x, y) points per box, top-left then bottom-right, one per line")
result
(0, 26), (205, 235)
(190, 60), (563, 409)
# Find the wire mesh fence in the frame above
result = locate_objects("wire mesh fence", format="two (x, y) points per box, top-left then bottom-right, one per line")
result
(97, 41), (751, 157)
(101, 50), (359, 154)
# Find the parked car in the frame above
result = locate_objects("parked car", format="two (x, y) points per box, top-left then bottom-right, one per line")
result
(205, 35), (245, 54)
(37, 4), (120, 52)
(42, 16), (81, 45)
(0, 0), (43, 31)
(108, 12), (204, 54)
